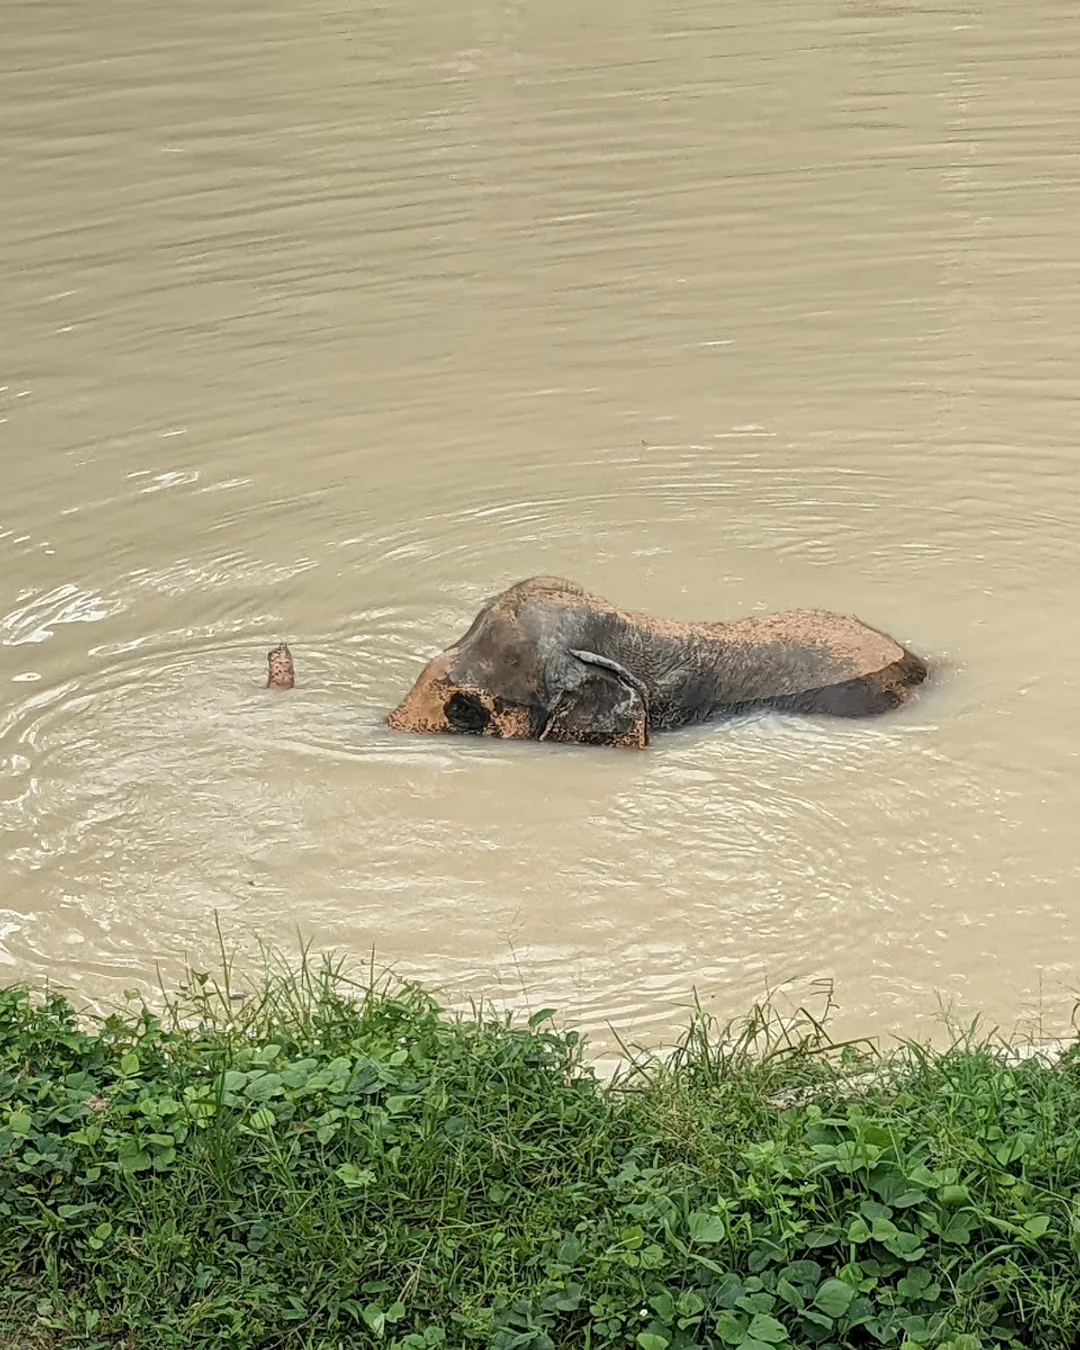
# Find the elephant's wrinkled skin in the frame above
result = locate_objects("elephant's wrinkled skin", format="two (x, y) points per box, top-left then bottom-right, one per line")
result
(387, 576), (927, 749)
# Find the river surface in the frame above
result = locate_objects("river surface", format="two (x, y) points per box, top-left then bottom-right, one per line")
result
(3, 0), (1079, 1056)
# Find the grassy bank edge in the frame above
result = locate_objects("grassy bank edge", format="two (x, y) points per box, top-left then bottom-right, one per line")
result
(2, 945), (1080, 1350)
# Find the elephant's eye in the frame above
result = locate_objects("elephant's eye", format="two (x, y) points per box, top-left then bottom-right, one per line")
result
(445, 691), (491, 734)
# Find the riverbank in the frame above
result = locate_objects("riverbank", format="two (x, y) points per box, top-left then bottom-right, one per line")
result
(2, 954), (1077, 1349)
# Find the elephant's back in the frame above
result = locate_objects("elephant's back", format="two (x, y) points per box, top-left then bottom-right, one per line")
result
(713, 610), (909, 675)
(702, 609), (927, 715)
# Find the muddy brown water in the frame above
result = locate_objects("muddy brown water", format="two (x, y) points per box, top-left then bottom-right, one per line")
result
(3, 0), (1080, 1058)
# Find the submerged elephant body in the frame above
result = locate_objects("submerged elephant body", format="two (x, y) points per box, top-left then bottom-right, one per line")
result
(387, 576), (927, 749)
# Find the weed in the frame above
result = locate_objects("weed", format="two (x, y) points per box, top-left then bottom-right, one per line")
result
(1, 951), (1079, 1348)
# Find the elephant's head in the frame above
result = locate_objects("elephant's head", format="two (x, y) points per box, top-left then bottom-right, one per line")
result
(387, 581), (650, 748)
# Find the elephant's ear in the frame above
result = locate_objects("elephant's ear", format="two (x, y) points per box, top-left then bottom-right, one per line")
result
(539, 649), (649, 749)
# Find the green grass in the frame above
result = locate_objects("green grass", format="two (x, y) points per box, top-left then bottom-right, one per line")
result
(2, 948), (1080, 1350)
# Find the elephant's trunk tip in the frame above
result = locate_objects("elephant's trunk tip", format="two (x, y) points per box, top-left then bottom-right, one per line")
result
(266, 642), (295, 690)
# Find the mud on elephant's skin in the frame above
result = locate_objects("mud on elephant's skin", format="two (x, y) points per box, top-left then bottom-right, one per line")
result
(386, 576), (928, 750)
(266, 642), (295, 690)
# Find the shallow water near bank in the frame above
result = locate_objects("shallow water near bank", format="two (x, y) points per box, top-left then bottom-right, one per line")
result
(3, 0), (1080, 1055)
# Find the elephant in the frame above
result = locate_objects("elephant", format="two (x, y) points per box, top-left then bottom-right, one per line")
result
(266, 642), (295, 689)
(386, 576), (927, 750)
